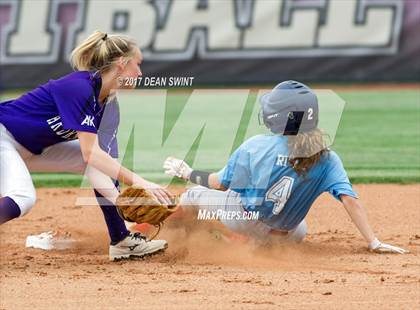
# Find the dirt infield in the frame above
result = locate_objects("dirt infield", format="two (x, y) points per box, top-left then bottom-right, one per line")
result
(0, 184), (419, 310)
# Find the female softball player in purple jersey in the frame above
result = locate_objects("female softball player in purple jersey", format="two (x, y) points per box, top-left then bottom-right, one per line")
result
(0, 31), (173, 261)
(164, 81), (407, 254)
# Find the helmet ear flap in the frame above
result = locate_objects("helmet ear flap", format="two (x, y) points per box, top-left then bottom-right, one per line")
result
(284, 111), (304, 135)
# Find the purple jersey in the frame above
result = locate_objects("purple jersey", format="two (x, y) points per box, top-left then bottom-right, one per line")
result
(0, 71), (110, 155)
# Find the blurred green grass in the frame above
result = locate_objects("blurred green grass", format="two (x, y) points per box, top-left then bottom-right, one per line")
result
(1, 88), (419, 186)
(333, 91), (419, 183)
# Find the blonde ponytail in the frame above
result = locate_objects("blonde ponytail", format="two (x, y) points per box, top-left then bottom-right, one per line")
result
(70, 30), (137, 72)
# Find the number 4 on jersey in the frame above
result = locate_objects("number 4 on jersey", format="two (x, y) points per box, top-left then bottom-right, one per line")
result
(266, 176), (294, 215)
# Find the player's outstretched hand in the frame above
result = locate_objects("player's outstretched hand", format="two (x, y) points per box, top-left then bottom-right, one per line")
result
(163, 157), (192, 180)
(369, 238), (409, 254)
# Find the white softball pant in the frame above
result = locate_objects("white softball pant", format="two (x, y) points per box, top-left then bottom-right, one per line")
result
(0, 123), (119, 216)
(180, 185), (307, 242)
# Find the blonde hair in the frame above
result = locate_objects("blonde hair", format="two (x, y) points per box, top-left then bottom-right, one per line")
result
(287, 128), (329, 176)
(70, 30), (138, 73)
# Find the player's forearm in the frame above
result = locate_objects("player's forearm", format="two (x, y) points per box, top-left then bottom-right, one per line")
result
(78, 131), (147, 187)
(188, 171), (226, 190)
(86, 149), (146, 187)
(341, 195), (376, 244)
(79, 139), (146, 187)
(208, 173), (226, 190)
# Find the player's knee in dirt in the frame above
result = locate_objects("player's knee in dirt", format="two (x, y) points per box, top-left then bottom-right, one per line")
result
(8, 187), (37, 216)
(287, 220), (307, 242)
(179, 193), (196, 210)
(179, 186), (206, 207)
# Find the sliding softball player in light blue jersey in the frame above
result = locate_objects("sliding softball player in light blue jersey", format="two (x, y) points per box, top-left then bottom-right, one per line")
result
(164, 81), (407, 254)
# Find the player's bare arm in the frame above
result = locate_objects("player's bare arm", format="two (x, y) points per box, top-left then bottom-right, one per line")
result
(78, 131), (173, 205)
(341, 195), (408, 254)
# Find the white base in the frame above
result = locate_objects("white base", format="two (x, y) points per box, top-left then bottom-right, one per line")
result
(25, 231), (75, 250)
